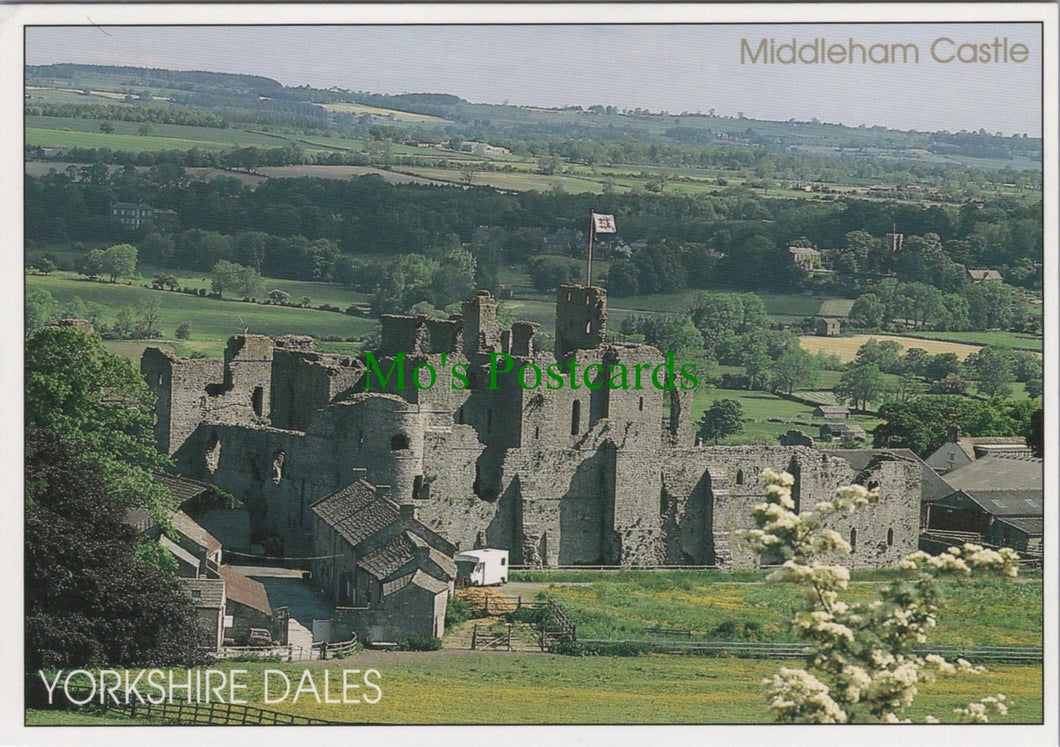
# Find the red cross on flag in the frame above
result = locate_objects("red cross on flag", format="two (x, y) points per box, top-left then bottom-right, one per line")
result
(592, 213), (617, 233)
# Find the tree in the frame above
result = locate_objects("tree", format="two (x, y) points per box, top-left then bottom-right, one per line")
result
(873, 396), (1036, 456)
(267, 289), (291, 305)
(25, 324), (171, 515)
(25, 428), (208, 671)
(175, 321), (192, 340)
(32, 257), (56, 276)
(854, 339), (902, 373)
(834, 363), (885, 412)
(137, 298), (162, 338)
(605, 259), (640, 296)
(697, 399), (744, 444)
(212, 260), (262, 300)
(77, 248), (106, 280)
(849, 293), (885, 329)
(973, 346), (1015, 398)
(743, 469), (1018, 724)
(25, 289), (57, 333)
(772, 345), (820, 395)
(100, 243), (138, 282)
(98, 121), (115, 134)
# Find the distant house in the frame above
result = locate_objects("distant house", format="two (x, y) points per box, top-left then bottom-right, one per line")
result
(812, 404), (850, 419)
(967, 268), (1003, 283)
(926, 454), (1043, 554)
(788, 245), (821, 270)
(310, 476), (457, 642)
(459, 141), (511, 156)
(815, 318), (841, 337)
(924, 425), (1032, 474)
(111, 201), (178, 230)
(819, 422), (866, 442)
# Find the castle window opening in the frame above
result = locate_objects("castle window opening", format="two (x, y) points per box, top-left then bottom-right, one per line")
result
(390, 433), (410, 451)
(584, 321), (591, 334)
(535, 426), (540, 440)
(252, 386), (264, 416)
(157, 372), (164, 386)
(566, 291), (572, 301)
(850, 528), (857, 551)
(205, 434), (221, 474)
(571, 400), (581, 435)
(413, 475), (424, 501)
(736, 469), (745, 485)
(638, 396), (644, 412)
(887, 528), (894, 546)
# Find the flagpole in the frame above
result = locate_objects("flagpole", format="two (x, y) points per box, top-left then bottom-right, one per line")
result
(587, 209), (595, 286)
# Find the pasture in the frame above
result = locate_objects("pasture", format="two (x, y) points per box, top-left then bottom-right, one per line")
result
(24, 655), (1043, 724)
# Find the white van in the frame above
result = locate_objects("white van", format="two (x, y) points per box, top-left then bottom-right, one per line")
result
(454, 549), (509, 586)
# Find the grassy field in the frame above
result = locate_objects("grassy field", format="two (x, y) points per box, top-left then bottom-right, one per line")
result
(26, 115), (286, 152)
(799, 334), (984, 363)
(23, 656), (1042, 725)
(317, 102), (449, 123)
(537, 573), (1042, 648)
(904, 330), (1044, 352)
(27, 274), (375, 347)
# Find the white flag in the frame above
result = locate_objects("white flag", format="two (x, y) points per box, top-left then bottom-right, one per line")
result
(592, 213), (617, 233)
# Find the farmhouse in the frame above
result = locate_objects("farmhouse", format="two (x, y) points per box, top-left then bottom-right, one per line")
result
(788, 245), (821, 269)
(925, 454), (1043, 555)
(819, 422), (867, 442)
(924, 425), (1033, 474)
(142, 285), (921, 572)
(967, 268), (1003, 283)
(111, 201), (178, 230)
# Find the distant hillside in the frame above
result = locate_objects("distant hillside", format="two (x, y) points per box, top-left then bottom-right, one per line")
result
(25, 63), (1042, 171)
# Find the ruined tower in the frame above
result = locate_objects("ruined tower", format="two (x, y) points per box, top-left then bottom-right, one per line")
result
(554, 284), (607, 357)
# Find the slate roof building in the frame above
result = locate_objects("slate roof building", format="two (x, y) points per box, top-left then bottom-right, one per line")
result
(812, 404), (850, 419)
(926, 455), (1044, 554)
(310, 473), (456, 641)
(820, 422), (867, 442)
(924, 426), (1034, 474)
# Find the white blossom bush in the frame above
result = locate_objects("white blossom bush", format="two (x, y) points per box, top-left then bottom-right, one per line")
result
(743, 468), (1020, 724)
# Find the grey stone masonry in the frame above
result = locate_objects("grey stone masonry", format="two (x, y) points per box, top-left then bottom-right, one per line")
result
(146, 288), (921, 569)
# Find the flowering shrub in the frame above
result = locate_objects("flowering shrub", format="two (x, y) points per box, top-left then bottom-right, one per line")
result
(742, 468), (1020, 724)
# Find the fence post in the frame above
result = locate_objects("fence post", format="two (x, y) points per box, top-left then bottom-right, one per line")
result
(506, 623), (512, 652)
(471, 623), (478, 650)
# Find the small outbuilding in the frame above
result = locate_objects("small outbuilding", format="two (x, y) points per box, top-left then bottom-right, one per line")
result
(812, 404), (850, 420)
(455, 549), (509, 587)
(819, 422), (866, 442)
(815, 318), (841, 337)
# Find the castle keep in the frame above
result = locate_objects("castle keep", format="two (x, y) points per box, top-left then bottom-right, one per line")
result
(143, 286), (921, 572)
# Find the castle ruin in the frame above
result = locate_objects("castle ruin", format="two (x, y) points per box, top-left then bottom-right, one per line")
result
(143, 285), (921, 571)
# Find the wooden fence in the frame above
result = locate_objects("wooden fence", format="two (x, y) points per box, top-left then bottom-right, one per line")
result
(212, 636), (357, 662)
(576, 639), (1043, 662)
(115, 699), (336, 725)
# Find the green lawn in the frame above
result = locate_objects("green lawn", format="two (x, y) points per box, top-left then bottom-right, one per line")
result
(540, 573), (1042, 648)
(27, 273), (376, 344)
(905, 330), (1043, 352)
(26, 115), (287, 152)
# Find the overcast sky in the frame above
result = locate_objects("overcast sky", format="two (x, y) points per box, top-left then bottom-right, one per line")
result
(25, 23), (1043, 136)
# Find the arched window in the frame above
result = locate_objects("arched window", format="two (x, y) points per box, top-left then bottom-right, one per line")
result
(736, 469), (745, 486)
(887, 528), (894, 547)
(571, 400), (581, 435)
(849, 528), (857, 551)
